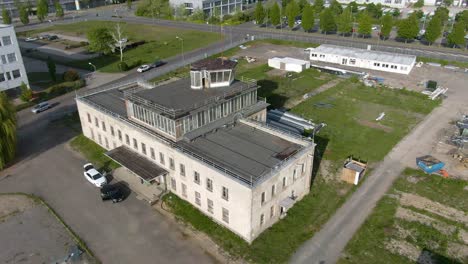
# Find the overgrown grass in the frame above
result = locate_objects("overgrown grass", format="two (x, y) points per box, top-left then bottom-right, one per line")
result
(417, 56), (468, 69)
(20, 21), (222, 73)
(340, 168), (468, 264)
(292, 81), (440, 162)
(70, 134), (120, 172)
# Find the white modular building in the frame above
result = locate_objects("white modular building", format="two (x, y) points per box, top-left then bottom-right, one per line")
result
(0, 24), (29, 94)
(268, 57), (311, 73)
(309, 44), (416, 75)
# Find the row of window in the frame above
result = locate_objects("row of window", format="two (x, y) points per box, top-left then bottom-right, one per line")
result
(0, 36), (12, 46)
(1, 53), (17, 64)
(259, 205), (276, 226)
(310, 53), (325, 58)
(171, 178), (230, 223)
(260, 164), (306, 206)
(131, 103), (176, 136)
(373, 62), (402, 70)
(0, 69), (21, 82)
(88, 113), (232, 201)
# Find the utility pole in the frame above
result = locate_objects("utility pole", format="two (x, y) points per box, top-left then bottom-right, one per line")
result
(176, 36), (185, 65)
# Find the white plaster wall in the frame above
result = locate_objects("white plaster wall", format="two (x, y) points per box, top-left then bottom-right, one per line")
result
(0, 25), (29, 92)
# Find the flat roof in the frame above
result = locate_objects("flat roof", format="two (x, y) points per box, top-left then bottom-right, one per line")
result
(132, 78), (255, 113)
(191, 57), (237, 71)
(85, 89), (127, 117)
(106, 146), (168, 181)
(312, 44), (416, 66)
(270, 57), (309, 65)
(177, 123), (302, 185)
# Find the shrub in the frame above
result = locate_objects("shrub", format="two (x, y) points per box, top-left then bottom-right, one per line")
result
(19, 82), (33, 102)
(63, 69), (80, 82)
(117, 61), (128, 71)
(47, 79), (85, 96)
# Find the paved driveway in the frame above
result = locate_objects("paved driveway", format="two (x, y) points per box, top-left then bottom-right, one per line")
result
(0, 95), (215, 263)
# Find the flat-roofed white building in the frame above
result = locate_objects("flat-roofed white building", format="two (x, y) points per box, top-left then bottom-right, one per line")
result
(75, 58), (316, 243)
(309, 44), (416, 75)
(268, 57), (311, 73)
(0, 24), (29, 93)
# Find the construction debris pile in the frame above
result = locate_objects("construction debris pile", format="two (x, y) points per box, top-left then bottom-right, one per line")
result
(421, 80), (448, 100)
(451, 115), (468, 148)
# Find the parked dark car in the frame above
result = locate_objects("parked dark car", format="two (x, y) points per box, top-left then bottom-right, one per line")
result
(151, 60), (165, 68)
(100, 184), (124, 203)
(47, 35), (58, 41)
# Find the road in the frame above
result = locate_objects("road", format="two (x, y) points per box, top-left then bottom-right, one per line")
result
(0, 88), (218, 263)
(290, 68), (468, 263)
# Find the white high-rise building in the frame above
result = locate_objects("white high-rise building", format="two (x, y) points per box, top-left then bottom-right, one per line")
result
(0, 24), (29, 93)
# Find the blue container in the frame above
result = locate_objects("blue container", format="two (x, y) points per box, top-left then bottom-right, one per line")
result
(416, 155), (445, 174)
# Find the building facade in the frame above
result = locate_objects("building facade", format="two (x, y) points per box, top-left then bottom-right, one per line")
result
(336, 0), (408, 8)
(309, 44), (416, 75)
(170, 0), (255, 17)
(0, 24), (29, 93)
(75, 58), (315, 243)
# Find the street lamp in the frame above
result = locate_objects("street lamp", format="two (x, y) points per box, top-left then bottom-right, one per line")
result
(176, 36), (185, 65)
(88, 62), (96, 72)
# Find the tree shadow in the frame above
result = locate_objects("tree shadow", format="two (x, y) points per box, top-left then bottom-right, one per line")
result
(310, 135), (329, 188)
(394, 37), (415, 43)
(418, 248), (462, 264)
(256, 79), (288, 109)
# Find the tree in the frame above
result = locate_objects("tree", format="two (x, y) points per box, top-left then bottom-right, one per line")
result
(413, 0), (424, 8)
(329, 0), (343, 15)
(424, 16), (442, 45)
(2, 8), (11, 24)
(301, 4), (315, 32)
(313, 0), (324, 14)
(255, 2), (265, 25)
(380, 14), (393, 39)
(189, 8), (205, 21)
(358, 11), (372, 36)
(127, 0), (132, 9)
(434, 6), (449, 25)
(320, 8), (337, 33)
(349, 1), (358, 13)
(286, 0), (300, 29)
(55, 2), (64, 18)
(337, 7), (353, 35)
(455, 10), (468, 30)
(19, 5), (29, 25)
(87, 27), (113, 54)
(298, 0), (308, 12)
(443, 0), (453, 6)
(19, 82), (32, 102)
(109, 24), (128, 62)
(270, 2), (281, 27)
(447, 22), (466, 48)
(397, 14), (419, 42)
(0, 91), (16, 170)
(36, 0), (48, 22)
(392, 8), (400, 18)
(47, 57), (56, 82)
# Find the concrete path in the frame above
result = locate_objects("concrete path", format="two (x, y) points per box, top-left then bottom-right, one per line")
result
(290, 70), (468, 263)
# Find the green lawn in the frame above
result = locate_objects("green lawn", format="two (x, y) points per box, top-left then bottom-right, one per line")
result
(340, 168), (468, 264)
(70, 134), (120, 172)
(292, 81), (440, 162)
(20, 21), (222, 73)
(27, 72), (63, 89)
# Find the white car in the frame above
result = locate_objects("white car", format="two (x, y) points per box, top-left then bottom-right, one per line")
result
(83, 163), (107, 187)
(372, 26), (378, 31)
(31, 102), (50, 114)
(25, 37), (38, 42)
(137, 65), (150, 73)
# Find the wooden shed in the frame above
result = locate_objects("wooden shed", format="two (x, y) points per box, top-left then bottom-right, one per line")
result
(341, 159), (367, 185)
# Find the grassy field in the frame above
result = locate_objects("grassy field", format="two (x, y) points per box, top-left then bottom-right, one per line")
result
(20, 21), (222, 72)
(340, 168), (468, 264)
(292, 81), (440, 162)
(70, 134), (120, 172)
(27, 72), (64, 89)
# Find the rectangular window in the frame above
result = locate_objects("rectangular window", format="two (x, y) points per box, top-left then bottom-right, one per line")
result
(98, 134), (102, 145)
(2, 36), (12, 45)
(133, 138), (138, 150)
(270, 206), (275, 218)
(222, 186), (229, 201)
(293, 169), (297, 182)
(207, 199), (213, 214)
(1, 55), (6, 64)
(180, 164), (185, 176)
(0, 73), (5, 82)
(206, 178), (213, 192)
(7, 53), (16, 63)
(260, 214), (265, 226)
(125, 134), (130, 145)
(141, 143), (146, 155)
(159, 152), (165, 165)
(150, 148), (155, 160)
(118, 130), (122, 141)
(87, 113), (91, 123)
(261, 192), (265, 205)
(95, 117), (99, 127)
(12, 69), (20, 79)
(182, 183), (187, 197)
(90, 128), (94, 140)
(194, 171), (200, 184)
(195, 191), (201, 206)
(222, 208), (229, 223)
(113, 141), (116, 149)
(110, 126), (114, 136)
(282, 177), (287, 188)
(105, 137), (109, 149)
(171, 178), (177, 191)
(102, 121), (106, 131)
(271, 185), (276, 197)
(5, 72), (11, 80)
(169, 158), (175, 170)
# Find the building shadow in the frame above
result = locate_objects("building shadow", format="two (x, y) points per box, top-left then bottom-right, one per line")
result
(310, 134), (329, 188)
(257, 79), (288, 109)
(418, 248), (462, 264)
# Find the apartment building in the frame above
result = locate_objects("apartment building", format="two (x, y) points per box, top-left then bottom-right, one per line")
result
(170, 0), (253, 17)
(0, 24), (29, 93)
(75, 58), (316, 243)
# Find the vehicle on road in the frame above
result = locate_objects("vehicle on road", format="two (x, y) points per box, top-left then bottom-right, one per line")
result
(137, 65), (151, 73)
(25, 37), (38, 42)
(47, 35), (58, 41)
(31, 102), (51, 114)
(151, 60), (165, 68)
(83, 163), (107, 187)
(100, 184), (124, 203)
(372, 26), (378, 31)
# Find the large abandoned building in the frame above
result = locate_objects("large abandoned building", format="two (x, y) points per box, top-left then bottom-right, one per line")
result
(75, 58), (315, 243)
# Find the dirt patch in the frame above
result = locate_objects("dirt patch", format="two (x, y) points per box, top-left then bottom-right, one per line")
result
(395, 207), (457, 235)
(318, 160), (340, 182)
(384, 238), (421, 262)
(447, 242), (468, 262)
(356, 119), (394, 133)
(0, 195), (35, 220)
(266, 69), (286, 77)
(399, 193), (468, 225)
(394, 224), (415, 240)
(458, 229), (468, 244)
(406, 176), (424, 184)
(236, 43), (305, 63)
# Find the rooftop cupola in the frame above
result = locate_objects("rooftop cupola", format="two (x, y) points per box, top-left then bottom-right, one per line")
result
(190, 58), (237, 89)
